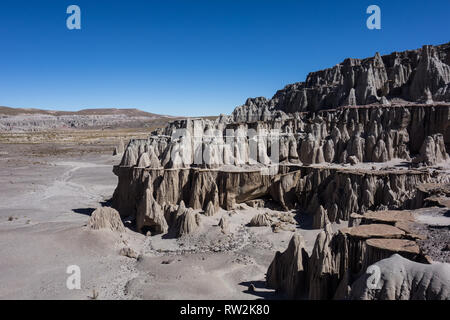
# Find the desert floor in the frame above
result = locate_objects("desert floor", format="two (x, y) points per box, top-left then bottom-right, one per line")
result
(0, 137), (344, 300)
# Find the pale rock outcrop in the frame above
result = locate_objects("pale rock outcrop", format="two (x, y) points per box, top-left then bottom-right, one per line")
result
(147, 146), (161, 168)
(115, 104), (449, 176)
(88, 207), (125, 232)
(118, 139), (125, 154)
(120, 147), (137, 167)
(204, 201), (217, 217)
(410, 45), (450, 102)
(113, 160), (448, 231)
(413, 134), (449, 165)
(347, 155), (359, 165)
(112, 42), (450, 237)
(233, 43), (450, 116)
(218, 215), (229, 234)
(175, 209), (200, 237)
(137, 152), (151, 168)
(248, 213), (272, 227)
(299, 134), (320, 165)
(351, 254), (450, 300)
(113, 139), (125, 156)
(119, 247), (138, 259)
(349, 210), (415, 228)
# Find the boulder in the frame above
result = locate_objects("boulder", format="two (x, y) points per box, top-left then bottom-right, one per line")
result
(88, 207), (125, 232)
(248, 213), (272, 227)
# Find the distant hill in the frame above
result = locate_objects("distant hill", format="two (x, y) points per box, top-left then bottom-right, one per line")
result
(0, 106), (177, 132)
(0, 106), (166, 117)
(0, 106), (217, 132)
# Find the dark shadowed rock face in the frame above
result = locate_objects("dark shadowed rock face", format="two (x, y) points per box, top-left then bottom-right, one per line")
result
(266, 234), (309, 299)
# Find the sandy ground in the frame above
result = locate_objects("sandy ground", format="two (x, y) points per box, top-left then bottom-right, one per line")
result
(0, 143), (132, 299)
(0, 142), (348, 300)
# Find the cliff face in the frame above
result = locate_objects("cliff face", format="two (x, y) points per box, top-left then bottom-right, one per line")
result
(232, 43), (450, 119)
(118, 105), (449, 169)
(113, 164), (447, 230)
(112, 105), (449, 234)
(111, 43), (450, 238)
(108, 42), (450, 299)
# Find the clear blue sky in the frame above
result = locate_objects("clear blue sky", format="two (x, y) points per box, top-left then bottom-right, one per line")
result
(0, 0), (448, 116)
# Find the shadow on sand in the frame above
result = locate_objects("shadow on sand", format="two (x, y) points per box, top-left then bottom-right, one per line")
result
(238, 280), (284, 300)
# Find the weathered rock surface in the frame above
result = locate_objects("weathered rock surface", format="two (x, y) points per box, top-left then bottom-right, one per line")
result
(111, 42), (450, 241)
(175, 209), (200, 237)
(136, 183), (168, 234)
(0, 107), (173, 132)
(112, 163), (448, 232)
(266, 221), (431, 299)
(413, 134), (449, 165)
(232, 43), (450, 117)
(351, 254), (450, 300)
(119, 247), (138, 259)
(248, 213), (272, 227)
(87, 207), (125, 232)
(266, 234), (309, 299)
(204, 201), (217, 216)
(218, 215), (229, 234)
(350, 210), (415, 227)
(116, 105), (450, 170)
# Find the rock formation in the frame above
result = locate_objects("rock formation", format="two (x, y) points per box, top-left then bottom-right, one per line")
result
(266, 234), (309, 299)
(113, 139), (125, 156)
(249, 213), (272, 227)
(87, 207), (125, 232)
(218, 215), (229, 234)
(413, 134), (449, 165)
(175, 209), (200, 237)
(266, 219), (438, 299)
(136, 183), (168, 235)
(119, 247), (138, 259)
(312, 205), (330, 229)
(204, 201), (217, 217)
(351, 254), (450, 300)
(104, 42), (450, 300)
(232, 43), (450, 118)
(111, 42), (449, 242)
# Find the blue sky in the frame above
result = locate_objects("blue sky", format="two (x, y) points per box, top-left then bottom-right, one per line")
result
(0, 1), (448, 116)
